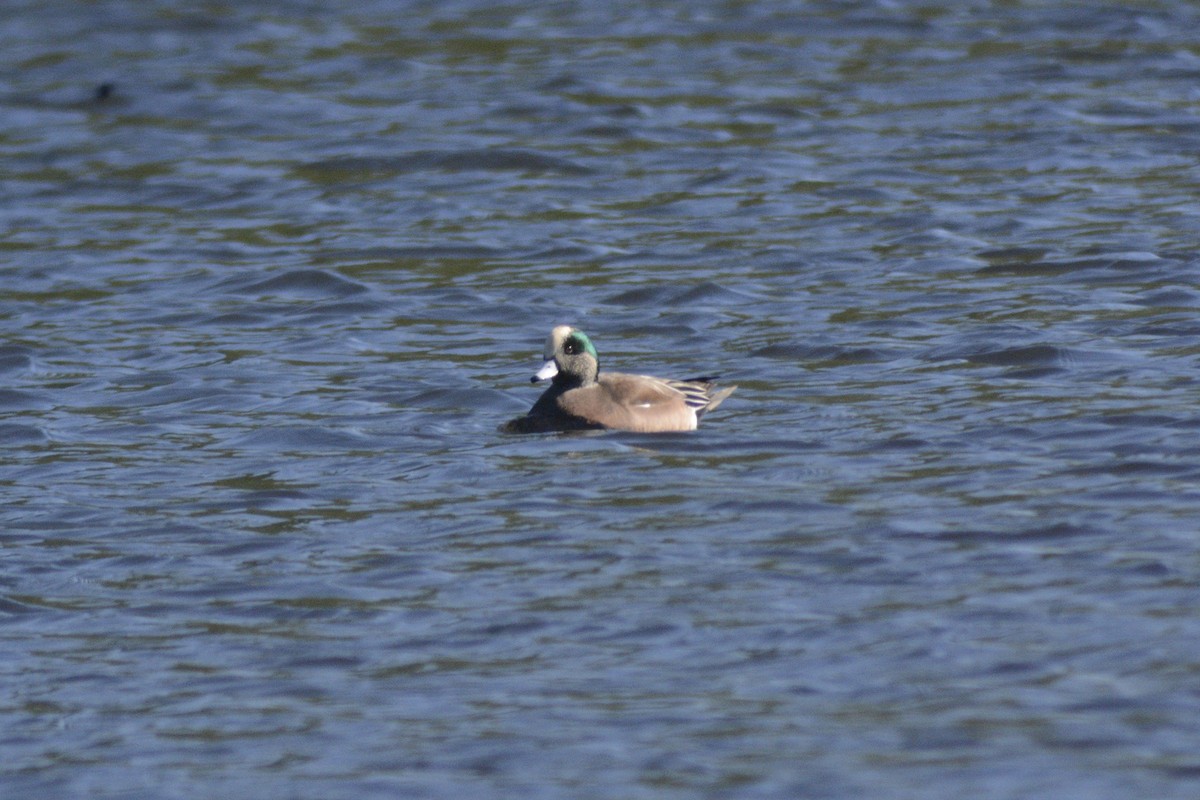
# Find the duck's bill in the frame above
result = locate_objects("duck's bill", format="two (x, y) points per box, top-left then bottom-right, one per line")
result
(532, 359), (558, 383)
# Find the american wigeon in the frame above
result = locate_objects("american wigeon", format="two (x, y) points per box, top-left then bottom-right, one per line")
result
(503, 325), (735, 433)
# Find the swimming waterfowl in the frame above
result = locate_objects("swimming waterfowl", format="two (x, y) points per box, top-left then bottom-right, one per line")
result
(503, 325), (735, 433)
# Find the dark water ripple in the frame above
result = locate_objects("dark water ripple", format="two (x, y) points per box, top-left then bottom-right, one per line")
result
(4, 1), (1200, 798)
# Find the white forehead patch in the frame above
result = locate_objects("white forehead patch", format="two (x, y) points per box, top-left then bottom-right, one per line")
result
(544, 325), (574, 359)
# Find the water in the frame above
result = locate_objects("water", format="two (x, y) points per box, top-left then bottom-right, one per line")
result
(5, 1), (1200, 797)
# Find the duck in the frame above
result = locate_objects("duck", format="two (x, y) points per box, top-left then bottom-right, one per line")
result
(503, 325), (735, 433)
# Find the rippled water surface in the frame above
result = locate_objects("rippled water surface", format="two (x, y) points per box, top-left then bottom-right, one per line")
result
(6, 1), (1200, 797)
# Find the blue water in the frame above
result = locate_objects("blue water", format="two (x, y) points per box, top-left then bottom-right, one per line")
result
(5, 1), (1200, 797)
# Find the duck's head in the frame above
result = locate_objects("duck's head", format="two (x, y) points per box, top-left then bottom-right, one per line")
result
(532, 325), (599, 385)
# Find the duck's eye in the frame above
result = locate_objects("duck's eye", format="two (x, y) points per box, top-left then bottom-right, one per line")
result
(563, 339), (580, 355)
